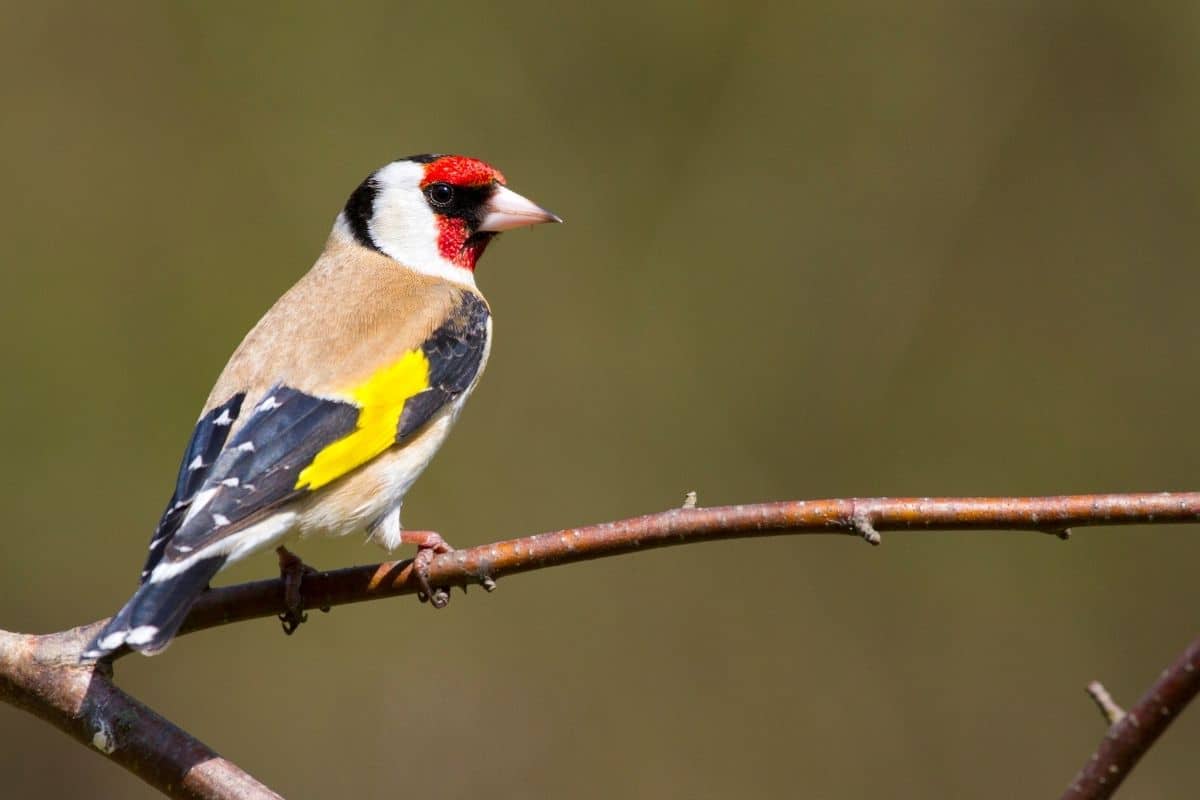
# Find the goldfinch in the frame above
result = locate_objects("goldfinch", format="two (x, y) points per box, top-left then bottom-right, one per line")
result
(83, 154), (560, 659)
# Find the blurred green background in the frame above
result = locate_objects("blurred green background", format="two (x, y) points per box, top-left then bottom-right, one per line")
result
(2, 1), (1199, 797)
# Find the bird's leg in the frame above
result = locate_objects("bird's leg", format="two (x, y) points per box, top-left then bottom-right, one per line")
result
(398, 530), (454, 609)
(369, 509), (456, 608)
(275, 545), (327, 635)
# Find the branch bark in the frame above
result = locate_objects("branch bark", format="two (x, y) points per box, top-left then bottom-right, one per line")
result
(0, 627), (280, 799)
(2, 492), (1198, 798)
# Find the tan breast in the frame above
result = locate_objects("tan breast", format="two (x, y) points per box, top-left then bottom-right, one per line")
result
(202, 230), (486, 433)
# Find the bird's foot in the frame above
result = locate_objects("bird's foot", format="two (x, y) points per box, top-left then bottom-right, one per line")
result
(399, 530), (454, 609)
(275, 546), (328, 635)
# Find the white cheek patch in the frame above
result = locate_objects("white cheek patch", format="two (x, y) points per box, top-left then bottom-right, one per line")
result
(361, 161), (477, 286)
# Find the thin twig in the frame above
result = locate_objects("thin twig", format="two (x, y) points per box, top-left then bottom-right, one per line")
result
(2, 492), (1199, 799)
(169, 492), (1200, 638)
(152, 492), (1200, 638)
(1062, 634), (1200, 799)
(1086, 681), (1126, 725)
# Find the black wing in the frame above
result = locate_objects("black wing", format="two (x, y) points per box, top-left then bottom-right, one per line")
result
(157, 386), (361, 563)
(88, 387), (360, 658)
(141, 393), (244, 582)
(397, 291), (490, 439)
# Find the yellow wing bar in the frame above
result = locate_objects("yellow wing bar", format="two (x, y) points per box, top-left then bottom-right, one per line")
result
(294, 349), (431, 491)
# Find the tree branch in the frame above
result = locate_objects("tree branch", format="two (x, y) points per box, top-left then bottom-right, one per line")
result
(175, 492), (1200, 638)
(0, 628), (280, 799)
(2, 492), (1198, 798)
(1062, 634), (1200, 799)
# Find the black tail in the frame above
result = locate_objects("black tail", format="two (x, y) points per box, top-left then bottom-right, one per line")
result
(82, 556), (226, 660)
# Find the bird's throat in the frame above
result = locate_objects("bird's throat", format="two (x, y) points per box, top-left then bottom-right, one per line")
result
(435, 217), (494, 271)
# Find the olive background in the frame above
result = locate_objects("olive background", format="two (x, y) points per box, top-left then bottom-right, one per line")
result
(3, 2), (1199, 797)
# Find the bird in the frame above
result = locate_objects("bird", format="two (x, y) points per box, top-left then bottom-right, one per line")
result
(82, 154), (560, 660)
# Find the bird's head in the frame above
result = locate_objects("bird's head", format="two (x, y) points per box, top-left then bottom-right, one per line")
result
(339, 154), (560, 281)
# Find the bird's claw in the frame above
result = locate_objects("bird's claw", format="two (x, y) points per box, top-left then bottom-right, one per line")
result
(279, 609), (308, 635)
(412, 546), (451, 608)
(401, 530), (454, 609)
(276, 546), (323, 635)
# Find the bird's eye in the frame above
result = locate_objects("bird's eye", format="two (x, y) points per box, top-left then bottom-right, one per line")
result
(427, 183), (455, 207)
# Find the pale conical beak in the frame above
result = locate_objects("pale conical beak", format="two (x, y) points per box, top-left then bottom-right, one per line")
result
(477, 185), (563, 232)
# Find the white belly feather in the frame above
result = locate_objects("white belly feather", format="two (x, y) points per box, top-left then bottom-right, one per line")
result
(294, 397), (465, 546)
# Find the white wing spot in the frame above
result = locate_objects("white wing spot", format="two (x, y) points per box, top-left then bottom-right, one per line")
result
(236, 441), (256, 453)
(92, 720), (116, 754)
(181, 487), (218, 526)
(175, 545), (193, 553)
(213, 409), (234, 426)
(188, 455), (205, 471)
(212, 514), (230, 527)
(148, 536), (166, 551)
(257, 396), (281, 413)
(125, 625), (160, 646)
(220, 477), (240, 488)
(98, 631), (128, 651)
